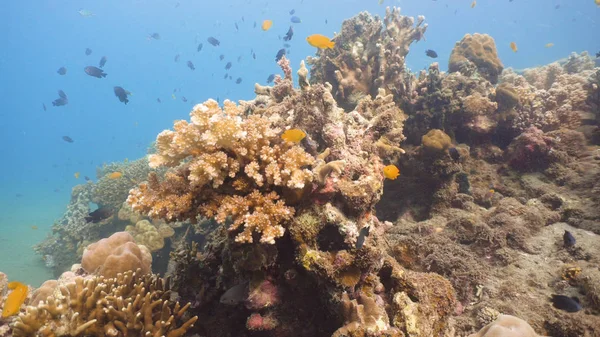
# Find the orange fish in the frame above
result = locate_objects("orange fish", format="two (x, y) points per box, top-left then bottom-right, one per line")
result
(262, 20), (273, 31)
(2, 281), (28, 317)
(510, 42), (518, 52)
(306, 34), (335, 49)
(281, 129), (306, 143)
(383, 165), (400, 180)
(545, 43), (554, 48)
(74, 172), (80, 179)
(31, 225), (38, 230)
(108, 172), (123, 179)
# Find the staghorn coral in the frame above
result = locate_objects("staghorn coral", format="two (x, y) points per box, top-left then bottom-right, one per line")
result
(81, 231), (152, 278)
(12, 269), (197, 337)
(308, 7), (427, 109)
(449, 33), (503, 84)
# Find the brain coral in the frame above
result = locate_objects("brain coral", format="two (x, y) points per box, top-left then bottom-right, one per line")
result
(449, 33), (504, 84)
(81, 231), (152, 278)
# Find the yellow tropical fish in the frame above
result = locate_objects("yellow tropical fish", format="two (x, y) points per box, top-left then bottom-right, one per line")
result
(74, 172), (80, 179)
(31, 225), (38, 230)
(510, 42), (518, 52)
(2, 281), (28, 317)
(172, 93), (176, 100)
(306, 34), (335, 49)
(108, 172), (123, 179)
(383, 165), (400, 180)
(545, 43), (554, 48)
(281, 129), (306, 143)
(262, 20), (273, 31)
(471, 0), (476, 8)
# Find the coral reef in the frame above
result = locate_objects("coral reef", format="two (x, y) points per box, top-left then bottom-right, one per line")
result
(449, 33), (503, 84)
(12, 269), (197, 337)
(125, 219), (174, 251)
(468, 315), (541, 337)
(308, 7), (427, 109)
(81, 231), (152, 278)
(93, 158), (155, 209)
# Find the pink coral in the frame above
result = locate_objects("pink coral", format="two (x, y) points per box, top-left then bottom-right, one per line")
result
(507, 127), (555, 171)
(246, 312), (279, 331)
(245, 278), (280, 310)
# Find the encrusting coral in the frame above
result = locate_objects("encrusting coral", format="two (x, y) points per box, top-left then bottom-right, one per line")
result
(81, 231), (152, 278)
(12, 269), (198, 337)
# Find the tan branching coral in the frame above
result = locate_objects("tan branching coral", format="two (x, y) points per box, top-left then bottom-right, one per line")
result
(128, 99), (315, 243)
(12, 270), (198, 337)
(81, 232), (152, 278)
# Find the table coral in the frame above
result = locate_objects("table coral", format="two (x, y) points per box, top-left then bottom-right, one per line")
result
(308, 7), (427, 109)
(12, 269), (198, 337)
(449, 33), (503, 84)
(81, 231), (152, 278)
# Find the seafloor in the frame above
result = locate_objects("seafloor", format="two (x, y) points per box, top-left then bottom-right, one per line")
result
(1, 8), (599, 337)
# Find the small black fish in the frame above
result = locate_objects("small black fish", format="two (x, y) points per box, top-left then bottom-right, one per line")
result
(84, 66), (107, 78)
(275, 48), (286, 62)
(62, 136), (74, 143)
(551, 295), (582, 313)
(57, 67), (67, 75)
(207, 36), (220, 46)
(219, 54), (225, 61)
(253, 21), (257, 28)
(42, 103), (47, 111)
(58, 90), (67, 99)
(325, 19), (328, 24)
(53, 90), (68, 106)
(157, 98), (161, 103)
(113, 86), (130, 104)
(225, 62), (232, 70)
(425, 49), (438, 58)
(197, 43), (203, 52)
(267, 74), (275, 83)
(187, 60), (195, 70)
(149, 33), (160, 40)
(181, 96), (188, 102)
(252, 52), (256, 59)
(84, 176), (91, 181)
(85, 48), (92, 56)
(356, 226), (370, 249)
(289, 9), (295, 15)
(555, 4), (560, 9)
(85, 207), (113, 223)
(224, 73), (228, 79)
(563, 230), (576, 247)
(174, 54), (180, 62)
(283, 26), (294, 41)
(449, 147), (460, 162)
(242, 16), (245, 22)
(237, 55), (242, 62)
(99, 56), (107, 68)
(235, 22), (239, 31)
(236, 77), (242, 84)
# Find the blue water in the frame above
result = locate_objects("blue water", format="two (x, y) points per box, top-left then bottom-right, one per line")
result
(0, 0), (598, 285)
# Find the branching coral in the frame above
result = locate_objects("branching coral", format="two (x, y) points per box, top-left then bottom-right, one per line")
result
(128, 98), (314, 243)
(12, 269), (198, 337)
(308, 7), (427, 109)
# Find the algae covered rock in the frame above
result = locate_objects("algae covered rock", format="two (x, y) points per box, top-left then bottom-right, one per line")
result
(449, 33), (503, 84)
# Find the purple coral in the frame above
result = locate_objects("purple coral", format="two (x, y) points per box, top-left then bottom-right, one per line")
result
(507, 127), (555, 171)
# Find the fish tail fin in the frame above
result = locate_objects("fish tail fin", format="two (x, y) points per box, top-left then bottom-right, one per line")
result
(329, 41), (335, 49)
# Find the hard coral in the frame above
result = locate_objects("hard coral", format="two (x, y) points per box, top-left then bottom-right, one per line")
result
(308, 7), (427, 109)
(468, 314), (541, 337)
(81, 231), (152, 278)
(12, 270), (197, 337)
(422, 129), (452, 152)
(125, 219), (170, 252)
(128, 98), (314, 243)
(449, 33), (503, 84)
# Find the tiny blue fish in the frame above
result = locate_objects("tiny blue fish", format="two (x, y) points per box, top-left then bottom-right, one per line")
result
(291, 16), (301, 23)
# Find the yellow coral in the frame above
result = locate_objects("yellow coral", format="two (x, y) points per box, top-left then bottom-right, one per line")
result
(422, 129), (452, 151)
(125, 220), (165, 252)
